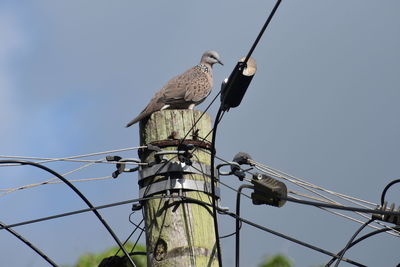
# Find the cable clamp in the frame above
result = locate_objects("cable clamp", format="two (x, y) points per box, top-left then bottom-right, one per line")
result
(106, 156), (141, 178)
(250, 173), (287, 207)
(372, 202), (400, 226)
(153, 145), (194, 165)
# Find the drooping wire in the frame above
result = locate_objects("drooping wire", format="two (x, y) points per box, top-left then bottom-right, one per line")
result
(0, 160), (136, 267)
(235, 185), (254, 267)
(0, 220), (58, 266)
(0, 159), (102, 197)
(0, 146), (146, 166)
(346, 225), (400, 253)
(114, 218), (144, 257)
(0, 192), (368, 266)
(1, 176), (113, 197)
(381, 178), (400, 205)
(219, 208), (365, 267)
(329, 219), (375, 267)
(209, 107), (225, 267)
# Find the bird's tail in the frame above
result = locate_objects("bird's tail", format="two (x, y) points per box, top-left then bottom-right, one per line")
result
(125, 114), (145, 127)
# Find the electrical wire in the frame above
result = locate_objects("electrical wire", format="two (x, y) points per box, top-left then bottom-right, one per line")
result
(330, 219), (375, 267)
(1, 176), (113, 197)
(178, 90), (222, 145)
(347, 226), (400, 252)
(243, 0), (282, 64)
(1, 192), (369, 266)
(252, 161), (377, 208)
(0, 196), (165, 230)
(235, 185), (254, 267)
(114, 219), (144, 257)
(0, 220), (58, 266)
(210, 107), (225, 267)
(289, 191), (400, 237)
(0, 158), (105, 197)
(129, 212), (145, 232)
(381, 178), (400, 205)
(252, 161), (400, 236)
(0, 146), (146, 166)
(283, 196), (400, 217)
(0, 160), (136, 267)
(204, 153), (400, 238)
(0, 156), (145, 165)
(219, 208), (365, 267)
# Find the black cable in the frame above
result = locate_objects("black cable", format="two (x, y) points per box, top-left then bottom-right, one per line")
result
(129, 212), (145, 232)
(219, 225), (242, 239)
(178, 91), (222, 146)
(0, 220), (58, 266)
(0, 160), (136, 267)
(178, 196), (365, 266)
(243, 0), (282, 65)
(284, 196), (400, 217)
(210, 107), (224, 267)
(235, 185), (254, 267)
(331, 219), (375, 267)
(327, 224), (400, 266)
(130, 223), (145, 254)
(220, 210), (366, 267)
(114, 219), (144, 257)
(381, 179), (400, 205)
(348, 226), (400, 252)
(0, 196), (162, 230)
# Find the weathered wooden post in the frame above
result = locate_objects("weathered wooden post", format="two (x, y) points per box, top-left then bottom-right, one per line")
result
(138, 109), (219, 267)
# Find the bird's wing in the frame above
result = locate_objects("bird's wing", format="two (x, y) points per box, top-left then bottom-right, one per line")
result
(162, 67), (211, 105)
(183, 71), (212, 103)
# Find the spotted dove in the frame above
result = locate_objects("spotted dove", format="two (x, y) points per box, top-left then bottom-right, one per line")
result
(126, 50), (223, 127)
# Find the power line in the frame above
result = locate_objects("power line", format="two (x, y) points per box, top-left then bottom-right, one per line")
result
(381, 178), (400, 205)
(251, 160), (377, 207)
(0, 146), (146, 166)
(289, 192), (400, 237)
(284, 196), (400, 217)
(332, 219), (375, 267)
(1, 176), (113, 197)
(0, 160), (137, 267)
(0, 196), (162, 230)
(0, 158), (107, 197)
(220, 208), (366, 267)
(0, 220), (58, 266)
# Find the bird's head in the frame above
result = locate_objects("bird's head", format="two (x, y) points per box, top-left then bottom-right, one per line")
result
(201, 50), (223, 67)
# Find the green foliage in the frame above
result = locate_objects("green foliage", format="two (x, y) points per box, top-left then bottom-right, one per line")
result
(258, 254), (293, 267)
(68, 243), (146, 267)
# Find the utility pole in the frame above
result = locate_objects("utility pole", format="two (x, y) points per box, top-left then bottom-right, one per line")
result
(138, 109), (219, 267)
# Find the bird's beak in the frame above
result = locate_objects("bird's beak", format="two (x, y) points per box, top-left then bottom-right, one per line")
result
(218, 59), (224, 66)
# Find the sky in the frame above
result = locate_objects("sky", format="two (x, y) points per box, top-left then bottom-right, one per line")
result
(0, 1), (399, 266)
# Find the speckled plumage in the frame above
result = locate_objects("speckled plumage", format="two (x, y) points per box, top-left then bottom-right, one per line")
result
(126, 51), (223, 127)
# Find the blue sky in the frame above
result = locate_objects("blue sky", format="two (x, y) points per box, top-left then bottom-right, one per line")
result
(1, 1), (400, 266)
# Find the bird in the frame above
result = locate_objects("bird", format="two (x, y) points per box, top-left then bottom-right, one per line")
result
(126, 50), (223, 127)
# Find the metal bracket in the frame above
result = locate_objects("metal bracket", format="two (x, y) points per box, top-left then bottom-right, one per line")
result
(139, 178), (220, 198)
(139, 161), (215, 181)
(106, 156), (141, 178)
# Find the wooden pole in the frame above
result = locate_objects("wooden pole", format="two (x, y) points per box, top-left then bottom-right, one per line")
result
(138, 109), (219, 267)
